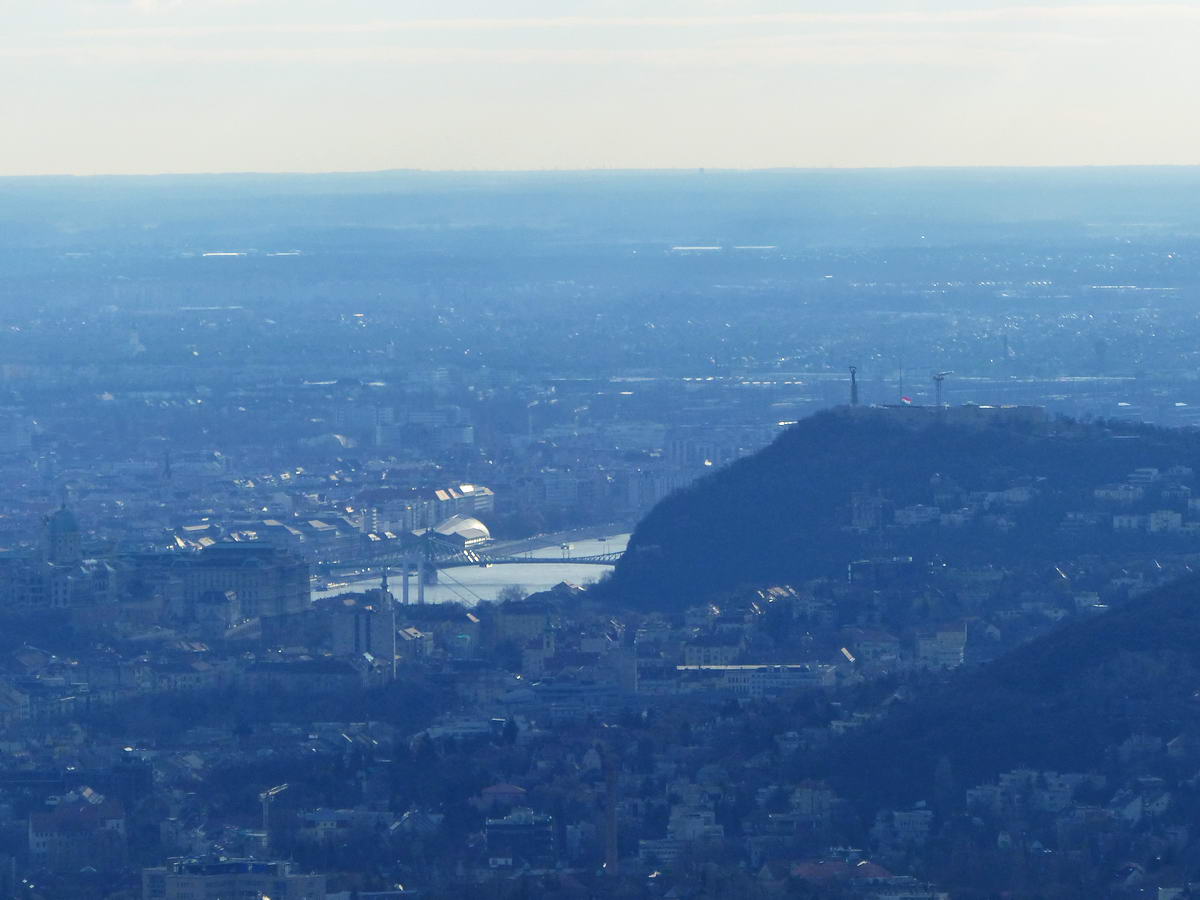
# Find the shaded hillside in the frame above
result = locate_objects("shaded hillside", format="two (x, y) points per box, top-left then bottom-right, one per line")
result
(819, 573), (1200, 807)
(602, 408), (1200, 611)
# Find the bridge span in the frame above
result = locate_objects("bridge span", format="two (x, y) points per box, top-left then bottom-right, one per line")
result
(314, 546), (623, 577)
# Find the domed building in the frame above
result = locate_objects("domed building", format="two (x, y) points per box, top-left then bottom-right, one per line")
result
(430, 514), (492, 550)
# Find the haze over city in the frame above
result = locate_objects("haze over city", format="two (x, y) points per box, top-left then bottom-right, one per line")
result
(7, 1), (1200, 174)
(5, 2), (1200, 899)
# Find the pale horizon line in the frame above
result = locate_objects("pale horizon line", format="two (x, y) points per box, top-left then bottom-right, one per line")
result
(69, 4), (1200, 39)
(5, 162), (1200, 181)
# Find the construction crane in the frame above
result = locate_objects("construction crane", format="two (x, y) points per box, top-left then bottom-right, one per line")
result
(259, 783), (288, 853)
(932, 371), (954, 408)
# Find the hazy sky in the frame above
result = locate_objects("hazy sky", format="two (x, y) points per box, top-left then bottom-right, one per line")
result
(6, 1), (1199, 175)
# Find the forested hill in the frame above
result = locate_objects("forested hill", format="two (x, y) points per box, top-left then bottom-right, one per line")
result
(819, 572), (1200, 807)
(601, 407), (1200, 612)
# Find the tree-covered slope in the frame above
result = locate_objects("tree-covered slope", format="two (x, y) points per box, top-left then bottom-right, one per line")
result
(602, 408), (1200, 611)
(820, 573), (1200, 807)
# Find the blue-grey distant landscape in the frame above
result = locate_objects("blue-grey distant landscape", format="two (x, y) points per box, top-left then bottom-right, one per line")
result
(6, 2), (1200, 897)
(3, 166), (1200, 898)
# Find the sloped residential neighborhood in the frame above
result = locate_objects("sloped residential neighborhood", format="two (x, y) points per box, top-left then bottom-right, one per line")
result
(1, 464), (1200, 898)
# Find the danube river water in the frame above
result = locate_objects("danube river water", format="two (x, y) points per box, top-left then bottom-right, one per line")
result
(312, 532), (630, 605)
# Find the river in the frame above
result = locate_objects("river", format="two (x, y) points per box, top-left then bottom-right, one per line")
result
(311, 532), (630, 605)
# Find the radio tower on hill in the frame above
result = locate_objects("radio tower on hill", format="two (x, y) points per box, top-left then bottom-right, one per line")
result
(933, 371), (953, 408)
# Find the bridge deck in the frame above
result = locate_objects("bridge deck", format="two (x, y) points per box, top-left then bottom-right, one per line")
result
(318, 549), (622, 574)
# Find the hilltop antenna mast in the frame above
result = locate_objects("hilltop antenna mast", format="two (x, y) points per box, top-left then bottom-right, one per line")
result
(849, 366), (859, 407)
(932, 371), (953, 408)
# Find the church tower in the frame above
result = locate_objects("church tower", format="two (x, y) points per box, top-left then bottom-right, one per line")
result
(43, 505), (83, 566)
